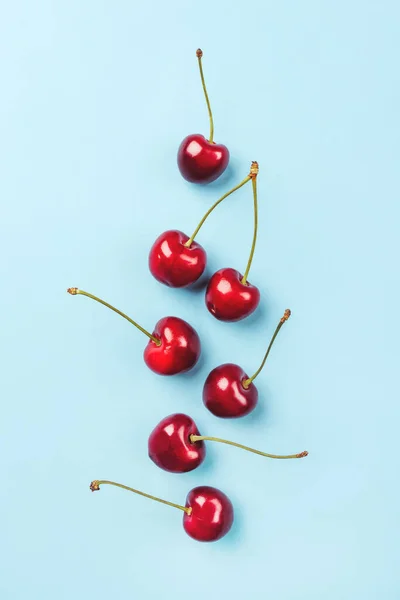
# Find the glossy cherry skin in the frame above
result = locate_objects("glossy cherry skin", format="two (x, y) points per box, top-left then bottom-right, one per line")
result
(148, 230), (206, 288)
(183, 486), (234, 542)
(148, 413), (205, 473)
(203, 363), (258, 418)
(205, 267), (260, 322)
(177, 134), (229, 184)
(143, 317), (201, 375)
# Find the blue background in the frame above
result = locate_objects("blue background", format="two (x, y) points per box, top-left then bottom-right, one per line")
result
(1, 1), (399, 598)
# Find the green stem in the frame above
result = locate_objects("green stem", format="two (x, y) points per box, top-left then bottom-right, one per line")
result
(67, 288), (161, 346)
(196, 49), (214, 143)
(185, 174), (252, 247)
(241, 165), (259, 285)
(243, 309), (291, 388)
(90, 480), (191, 514)
(190, 435), (307, 460)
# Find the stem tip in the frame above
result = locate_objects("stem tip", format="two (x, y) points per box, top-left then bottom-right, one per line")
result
(196, 48), (203, 58)
(281, 309), (291, 323)
(67, 287), (78, 295)
(297, 451), (308, 458)
(249, 161), (259, 178)
(90, 480), (101, 492)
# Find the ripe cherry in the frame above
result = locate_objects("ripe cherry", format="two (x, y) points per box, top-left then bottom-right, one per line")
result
(183, 486), (233, 542)
(67, 288), (200, 375)
(148, 412), (308, 473)
(203, 309), (291, 417)
(148, 413), (205, 472)
(149, 165), (256, 287)
(206, 161), (260, 321)
(90, 479), (234, 542)
(177, 49), (229, 184)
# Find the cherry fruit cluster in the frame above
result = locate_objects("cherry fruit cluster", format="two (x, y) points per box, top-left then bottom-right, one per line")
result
(68, 49), (308, 543)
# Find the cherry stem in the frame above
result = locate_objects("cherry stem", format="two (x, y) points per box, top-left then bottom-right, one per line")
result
(196, 48), (214, 143)
(243, 309), (291, 388)
(190, 435), (307, 460)
(90, 480), (191, 514)
(67, 288), (161, 346)
(185, 164), (256, 248)
(241, 162), (259, 285)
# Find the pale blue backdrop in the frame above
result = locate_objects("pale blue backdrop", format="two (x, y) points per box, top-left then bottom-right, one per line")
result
(1, 1), (399, 599)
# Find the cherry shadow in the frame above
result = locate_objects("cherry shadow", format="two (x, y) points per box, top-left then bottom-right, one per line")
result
(215, 496), (244, 549)
(237, 391), (270, 430)
(206, 382), (272, 437)
(232, 295), (270, 332)
(181, 159), (239, 201)
(179, 444), (218, 481)
(206, 162), (237, 192)
(195, 291), (272, 335)
(175, 350), (206, 382)
(151, 269), (209, 299)
(181, 268), (210, 293)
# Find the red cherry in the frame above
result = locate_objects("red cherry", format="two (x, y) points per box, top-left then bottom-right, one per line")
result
(148, 413), (206, 473)
(205, 162), (260, 321)
(203, 363), (258, 417)
(90, 480), (234, 543)
(177, 49), (229, 184)
(203, 310), (292, 418)
(149, 412), (307, 470)
(149, 167), (256, 288)
(183, 486), (234, 542)
(177, 134), (229, 184)
(67, 288), (200, 376)
(143, 316), (201, 375)
(148, 230), (206, 288)
(148, 413), (205, 473)
(205, 267), (260, 322)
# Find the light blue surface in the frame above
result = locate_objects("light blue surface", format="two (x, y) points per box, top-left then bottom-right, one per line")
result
(1, 2), (399, 598)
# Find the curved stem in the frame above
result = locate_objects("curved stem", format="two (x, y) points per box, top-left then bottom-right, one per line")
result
(243, 309), (291, 388)
(190, 435), (307, 460)
(196, 49), (214, 143)
(185, 168), (255, 248)
(67, 288), (161, 346)
(90, 480), (191, 514)
(241, 163), (259, 284)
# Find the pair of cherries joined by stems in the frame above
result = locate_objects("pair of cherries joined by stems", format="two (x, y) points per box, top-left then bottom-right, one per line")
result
(149, 160), (260, 322)
(75, 50), (307, 542)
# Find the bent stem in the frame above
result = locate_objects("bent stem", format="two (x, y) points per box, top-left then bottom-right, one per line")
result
(90, 480), (192, 515)
(67, 288), (161, 346)
(243, 309), (291, 388)
(190, 436), (307, 460)
(185, 163), (256, 248)
(196, 48), (214, 143)
(241, 161), (259, 284)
